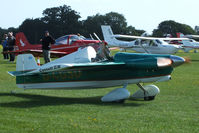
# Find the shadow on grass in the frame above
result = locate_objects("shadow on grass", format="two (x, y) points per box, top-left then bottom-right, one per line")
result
(0, 93), (144, 108)
(191, 59), (199, 62)
(0, 61), (15, 64)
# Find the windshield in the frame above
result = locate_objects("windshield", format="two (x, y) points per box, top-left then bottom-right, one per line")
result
(155, 39), (163, 44)
(55, 35), (86, 45)
(70, 35), (86, 41)
(55, 35), (69, 45)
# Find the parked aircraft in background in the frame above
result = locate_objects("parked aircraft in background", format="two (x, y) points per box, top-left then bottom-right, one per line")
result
(9, 46), (186, 102)
(166, 33), (199, 52)
(10, 32), (106, 57)
(101, 25), (189, 54)
(176, 33), (199, 52)
(182, 34), (199, 39)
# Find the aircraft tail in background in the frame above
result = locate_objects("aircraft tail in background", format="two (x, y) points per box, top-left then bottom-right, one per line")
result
(15, 32), (32, 50)
(101, 25), (134, 47)
(15, 32), (41, 51)
(176, 33), (185, 38)
(16, 54), (39, 71)
(101, 25), (118, 46)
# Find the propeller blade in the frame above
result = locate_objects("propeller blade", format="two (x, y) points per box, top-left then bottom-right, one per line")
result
(183, 56), (191, 63)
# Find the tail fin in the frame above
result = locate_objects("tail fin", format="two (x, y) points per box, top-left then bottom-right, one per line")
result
(15, 32), (31, 50)
(176, 32), (192, 48)
(176, 33), (185, 38)
(101, 25), (118, 46)
(16, 54), (39, 71)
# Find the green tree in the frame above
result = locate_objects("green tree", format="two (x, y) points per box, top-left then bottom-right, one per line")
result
(7, 5), (145, 44)
(18, 5), (82, 43)
(18, 18), (47, 43)
(42, 5), (82, 37)
(153, 20), (196, 37)
(82, 14), (105, 38)
(82, 12), (144, 39)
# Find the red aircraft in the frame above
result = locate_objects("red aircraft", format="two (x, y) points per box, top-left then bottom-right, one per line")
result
(12, 32), (106, 57)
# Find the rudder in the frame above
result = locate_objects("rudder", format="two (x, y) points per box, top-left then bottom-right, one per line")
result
(15, 32), (31, 50)
(101, 25), (117, 44)
(16, 54), (39, 71)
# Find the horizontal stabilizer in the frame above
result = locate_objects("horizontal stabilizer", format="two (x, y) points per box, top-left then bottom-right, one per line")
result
(8, 70), (31, 76)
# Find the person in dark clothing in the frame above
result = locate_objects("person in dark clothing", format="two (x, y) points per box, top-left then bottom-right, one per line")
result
(41, 31), (55, 63)
(7, 32), (16, 62)
(1, 34), (9, 60)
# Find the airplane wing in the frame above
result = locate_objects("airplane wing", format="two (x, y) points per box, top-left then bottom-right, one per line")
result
(8, 70), (34, 76)
(185, 35), (199, 38)
(113, 34), (190, 40)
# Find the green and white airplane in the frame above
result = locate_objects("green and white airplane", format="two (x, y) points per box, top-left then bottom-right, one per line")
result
(8, 46), (185, 102)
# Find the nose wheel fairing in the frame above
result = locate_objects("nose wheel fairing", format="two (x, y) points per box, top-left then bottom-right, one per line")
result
(132, 84), (160, 101)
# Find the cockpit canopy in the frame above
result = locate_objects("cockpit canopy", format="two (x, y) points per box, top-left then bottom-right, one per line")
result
(55, 35), (86, 45)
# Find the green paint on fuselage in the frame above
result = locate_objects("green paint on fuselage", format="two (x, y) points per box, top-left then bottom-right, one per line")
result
(16, 64), (173, 84)
(16, 52), (174, 84)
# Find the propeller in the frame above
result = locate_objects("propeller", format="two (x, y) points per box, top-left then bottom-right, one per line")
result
(183, 56), (191, 63)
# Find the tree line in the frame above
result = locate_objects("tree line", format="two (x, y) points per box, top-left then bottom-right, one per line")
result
(0, 5), (198, 43)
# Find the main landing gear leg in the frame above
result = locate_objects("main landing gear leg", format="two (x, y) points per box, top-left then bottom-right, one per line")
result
(136, 83), (154, 101)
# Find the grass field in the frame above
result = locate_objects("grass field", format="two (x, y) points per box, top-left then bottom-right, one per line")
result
(0, 49), (199, 133)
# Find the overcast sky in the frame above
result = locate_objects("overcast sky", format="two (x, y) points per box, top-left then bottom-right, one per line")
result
(0, 0), (198, 33)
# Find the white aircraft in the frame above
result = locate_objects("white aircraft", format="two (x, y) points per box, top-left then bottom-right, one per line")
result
(183, 34), (199, 39)
(101, 25), (189, 54)
(172, 33), (199, 52)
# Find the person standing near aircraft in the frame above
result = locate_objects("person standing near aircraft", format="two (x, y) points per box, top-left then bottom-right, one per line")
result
(7, 32), (16, 62)
(97, 43), (112, 61)
(41, 31), (55, 63)
(1, 34), (9, 60)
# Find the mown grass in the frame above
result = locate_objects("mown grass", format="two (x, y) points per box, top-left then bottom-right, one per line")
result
(0, 48), (199, 133)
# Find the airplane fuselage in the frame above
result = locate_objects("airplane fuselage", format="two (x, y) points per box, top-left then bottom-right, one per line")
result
(14, 33), (103, 56)
(15, 52), (184, 89)
(108, 39), (179, 54)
